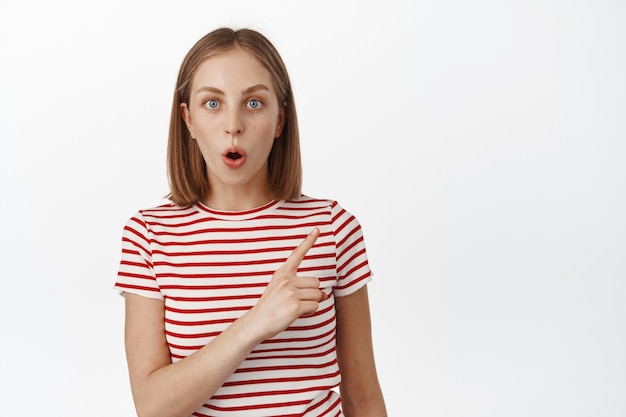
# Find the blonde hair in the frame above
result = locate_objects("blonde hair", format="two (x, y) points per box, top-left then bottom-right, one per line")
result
(166, 27), (302, 206)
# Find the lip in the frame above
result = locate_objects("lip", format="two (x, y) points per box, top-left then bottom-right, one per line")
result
(222, 146), (247, 169)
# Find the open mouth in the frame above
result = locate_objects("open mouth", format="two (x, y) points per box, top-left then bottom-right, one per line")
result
(226, 152), (242, 160)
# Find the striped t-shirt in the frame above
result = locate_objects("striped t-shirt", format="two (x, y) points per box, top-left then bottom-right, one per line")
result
(114, 195), (373, 417)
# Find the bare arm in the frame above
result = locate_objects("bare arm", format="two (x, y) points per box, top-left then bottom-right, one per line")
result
(335, 285), (387, 417)
(124, 229), (325, 417)
(124, 294), (262, 417)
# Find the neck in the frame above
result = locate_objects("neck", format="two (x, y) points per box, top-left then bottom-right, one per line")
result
(203, 184), (274, 211)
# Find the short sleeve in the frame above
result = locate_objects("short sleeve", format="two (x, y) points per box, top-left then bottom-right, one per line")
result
(331, 201), (373, 297)
(113, 211), (163, 300)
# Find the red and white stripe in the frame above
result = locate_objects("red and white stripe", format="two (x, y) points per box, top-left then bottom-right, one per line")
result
(115, 196), (372, 416)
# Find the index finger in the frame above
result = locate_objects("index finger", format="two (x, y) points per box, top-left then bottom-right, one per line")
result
(281, 228), (320, 271)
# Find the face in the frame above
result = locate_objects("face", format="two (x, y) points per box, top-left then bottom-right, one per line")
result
(181, 47), (285, 202)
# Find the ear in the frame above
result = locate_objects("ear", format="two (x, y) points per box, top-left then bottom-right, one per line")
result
(274, 103), (287, 139)
(180, 103), (195, 139)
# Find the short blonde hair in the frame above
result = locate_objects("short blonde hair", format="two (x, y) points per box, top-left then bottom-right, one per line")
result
(166, 27), (302, 206)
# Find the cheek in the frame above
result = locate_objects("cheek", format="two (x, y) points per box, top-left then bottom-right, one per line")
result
(250, 120), (274, 136)
(195, 120), (221, 141)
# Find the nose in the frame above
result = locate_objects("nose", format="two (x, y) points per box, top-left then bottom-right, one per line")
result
(225, 108), (244, 136)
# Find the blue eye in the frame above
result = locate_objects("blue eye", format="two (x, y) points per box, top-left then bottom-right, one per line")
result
(205, 99), (219, 109)
(247, 99), (262, 109)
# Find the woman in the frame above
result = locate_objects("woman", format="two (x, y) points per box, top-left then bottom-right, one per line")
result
(115, 27), (387, 417)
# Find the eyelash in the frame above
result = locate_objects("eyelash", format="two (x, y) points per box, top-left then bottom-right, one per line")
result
(246, 98), (263, 109)
(204, 99), (219, 109)
(202, 98), (264, 110)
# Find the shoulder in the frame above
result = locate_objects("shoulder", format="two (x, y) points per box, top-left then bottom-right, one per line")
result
(281, 195), (354, 219)
(272, 195), (332, 217)
(289, 194), (362, 215)
(283, 195), (334, 208)
(137, 201), (196, 217)
(282, 194), (350, 212)
(129, 202), (200, 226)
(120, 203), (202, 241)
(286, 195), (363, 229)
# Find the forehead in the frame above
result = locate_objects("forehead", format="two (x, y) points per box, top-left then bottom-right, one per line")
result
(191, 47), (274, 91)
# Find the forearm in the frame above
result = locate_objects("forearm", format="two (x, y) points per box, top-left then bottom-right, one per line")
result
(131, 313), (262, 417)
(126, 231), (323, 417)
(341, 384), (387, 417)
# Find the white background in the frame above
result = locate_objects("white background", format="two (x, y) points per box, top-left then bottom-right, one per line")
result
(1, 0), (625, 416)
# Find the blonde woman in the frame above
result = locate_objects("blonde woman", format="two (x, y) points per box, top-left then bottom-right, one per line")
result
(115, 27), (387, 417)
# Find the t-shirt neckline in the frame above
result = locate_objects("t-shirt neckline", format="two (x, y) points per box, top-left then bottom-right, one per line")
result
(194, 199), (282, 220)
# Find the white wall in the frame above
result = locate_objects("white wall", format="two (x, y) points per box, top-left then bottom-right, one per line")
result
(1, 1), (624, 415)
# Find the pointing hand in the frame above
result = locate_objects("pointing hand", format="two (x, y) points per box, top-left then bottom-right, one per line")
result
(250, 228), (328, 341)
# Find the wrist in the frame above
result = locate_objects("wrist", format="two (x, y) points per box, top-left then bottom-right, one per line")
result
(232, 308), (266, 348)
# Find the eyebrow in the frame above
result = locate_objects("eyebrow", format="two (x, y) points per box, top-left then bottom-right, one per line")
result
(195, 84), (270, 95)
